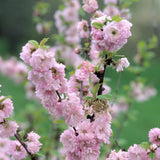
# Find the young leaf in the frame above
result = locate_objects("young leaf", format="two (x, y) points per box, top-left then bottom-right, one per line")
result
(92, 22), (103, 29)
(89, 73), (92, 87)
(40, 38), (49, 47)
(111, 15), (122, 22)
(139, 142), (150, 150)
(19, 130), (25, 139)
(93, 83), (101, 97)
(28, 40), (39, 49)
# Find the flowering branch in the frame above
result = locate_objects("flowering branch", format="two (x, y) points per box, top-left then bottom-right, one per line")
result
(14, 132), (38, 160)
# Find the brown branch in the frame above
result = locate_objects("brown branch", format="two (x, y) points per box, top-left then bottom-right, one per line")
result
(56, 91), (62, 102)
(97, 55), (112, 95)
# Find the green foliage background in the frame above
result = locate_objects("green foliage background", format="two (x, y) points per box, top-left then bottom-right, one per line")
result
(0, 0), (160, 157)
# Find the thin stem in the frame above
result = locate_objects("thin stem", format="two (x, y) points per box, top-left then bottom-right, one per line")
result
(56, 91), (62, 102)
(151, 0), (160, 43)
(80, 81), (83, 104)
(113, 138), (125, 151)
(111, 72), (123, 106)
(45, 123), (54, 160)
(114, 104), (132, 140)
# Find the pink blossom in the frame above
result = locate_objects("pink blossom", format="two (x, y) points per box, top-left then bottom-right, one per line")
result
(0, 153), (10, 160)
(103, 20), (132, 52)
(0, 121), (19, 137)
(130, 82), (157, 102)
(20, 42), (36, 65)
(89, 45), (99, 60)
(25, 131), (42, 154)
(65, 23), (80, 45)
(36, 22), (51, 35)
(128, 144), (150, 160)
(63, 93), (85, 126)
(77, 20), (90, 38)
(77, 120), (95, 140)
(0, 57), (28, 83)
(120, 9), (131, 20)
(155, 147), (160, 160)
(26, 141), (42, 154)
(116, 58), (130, 72)
(27, 131), (41, 142)
(106, 150), (128, 160)
(0, 138), (10, 152)
(0, 96), (14, 122)
(9, 140), (27, 160)
(91, 18), (132, 52)
(110, 98), (128, 118)
(83, 0), (98, 13)
(104, 5), (120, 18)
(149, 128), (160, 145)
(30, 48), (55, 72)
(93, 112), (112, 144)
(104, 0), (118, 4)
(60, 128), (78, 153)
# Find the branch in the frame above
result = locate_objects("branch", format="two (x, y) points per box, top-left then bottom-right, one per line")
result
(97, 55), (112, 95)
(14, 132), (38, 160)
(56, 91), (62, 102)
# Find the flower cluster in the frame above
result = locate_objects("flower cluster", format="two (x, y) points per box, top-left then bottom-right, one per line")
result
(106, 127), (160, 160)
(0, 57), (28, 83)
(130, 81), (157, 102)
(0, 84), (41, 160)
(91, 14), (132, 52)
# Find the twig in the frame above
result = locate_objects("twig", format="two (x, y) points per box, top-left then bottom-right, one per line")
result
(45, 123), (54, 160)
(56, 91), (62, 102)
(111, 72), (123, 106)
(97, 55), (112, 95)
(80, 81), (83, 104)
(114, 104), (132, 140)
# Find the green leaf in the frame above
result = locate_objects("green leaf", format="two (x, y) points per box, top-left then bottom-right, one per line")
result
(54, 120), (65, 124)
(19, 130), (25, 139)
(149, 152), (156, 160)
(28, 40), (39, 49)
(58, 5), (65, 11)
(92, 22), (103, 29)
(96, 94), (112, 100)
(139, 142), (150, 150)
(111, 15), (122, 22)
(77, 64), (82, 69)
(40, 38), (49, 47)
(93, 83), (101, 97)
(84, 96), (94, 100)
(148, 35), (158, 49)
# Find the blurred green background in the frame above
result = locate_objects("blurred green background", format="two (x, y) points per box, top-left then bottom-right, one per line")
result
(0, 0), (160, 155)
